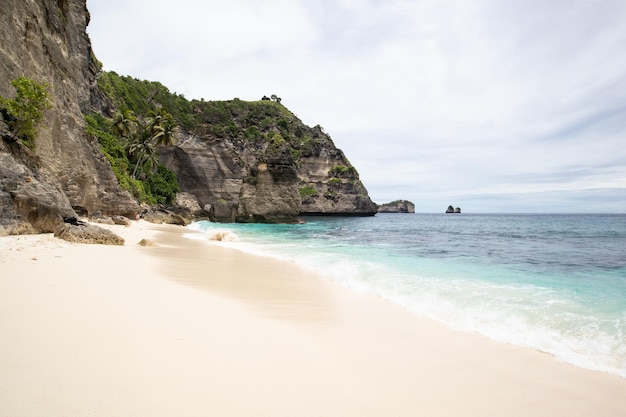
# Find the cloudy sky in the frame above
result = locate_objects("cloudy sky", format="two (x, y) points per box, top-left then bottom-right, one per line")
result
(86, 0), (626, 213)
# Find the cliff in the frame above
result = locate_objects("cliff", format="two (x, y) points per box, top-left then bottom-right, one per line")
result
(0, 0), (377, 234)
(156, 98), (377, 222)
(0, 0), (139, 235)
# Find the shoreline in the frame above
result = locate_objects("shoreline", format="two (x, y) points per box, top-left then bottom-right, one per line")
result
(1, 220), (626, 416)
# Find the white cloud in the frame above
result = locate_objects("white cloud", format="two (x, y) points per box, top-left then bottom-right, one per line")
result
(86, 0), (626, 212)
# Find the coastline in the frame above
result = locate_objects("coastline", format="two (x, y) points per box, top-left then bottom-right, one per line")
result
(1, 220), (625, 416)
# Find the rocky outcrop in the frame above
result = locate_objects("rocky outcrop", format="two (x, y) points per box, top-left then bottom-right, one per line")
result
(141, 207), (191, 226)
(378, 200), (415, 213)
(158, 101), (378, 223)
(446, 205), (461, 214)
(296, 127), (378, 217)
(0, 0), (139, 235)
(138, 238), (157, 247)
(54, 222), (124, 245)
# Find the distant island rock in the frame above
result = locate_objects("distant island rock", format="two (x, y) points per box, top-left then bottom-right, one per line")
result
(446, 205), (461, 214)
(378, 200), (415, 213)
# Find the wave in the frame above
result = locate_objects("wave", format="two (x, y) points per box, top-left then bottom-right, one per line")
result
(186, 218), (626, 378)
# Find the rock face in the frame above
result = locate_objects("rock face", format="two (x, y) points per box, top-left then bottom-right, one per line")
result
(296, 128), (378, 217)
(378, 200), (416, 213)
(158, 101), (378, 223)
(0, 150), (74, 235)
(0, 0), (139, 235)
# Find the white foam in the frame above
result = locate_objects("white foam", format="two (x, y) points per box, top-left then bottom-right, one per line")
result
(185, 224), (239, 242)
(207, 230), (238, 242)
(183, 221), (626, 378)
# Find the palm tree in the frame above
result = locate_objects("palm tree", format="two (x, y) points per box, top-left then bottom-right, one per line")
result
(127, 131), (157, 179)
(124, 107), (178, 179)
(146, 108), (176, 147)
(111, 108), (138, 139)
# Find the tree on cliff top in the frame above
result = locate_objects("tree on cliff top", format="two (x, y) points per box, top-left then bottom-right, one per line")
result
(0, 76), (52, 149)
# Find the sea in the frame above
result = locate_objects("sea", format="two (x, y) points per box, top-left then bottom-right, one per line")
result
(188, 213), (626, 378)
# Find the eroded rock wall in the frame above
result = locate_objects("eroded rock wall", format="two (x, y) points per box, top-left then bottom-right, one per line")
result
(0, 0), (139, 234)
(158, 102), (377, 222)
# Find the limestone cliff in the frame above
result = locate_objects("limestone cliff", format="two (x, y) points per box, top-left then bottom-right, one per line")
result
(0, 0), (139, 235)
(104, 81), (378, 223)
(0, 0), (377, 234)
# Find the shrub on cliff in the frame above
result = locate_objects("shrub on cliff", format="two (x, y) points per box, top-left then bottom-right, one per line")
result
(299, 185), (319, 197)
(147, 165), (180, 205)
(328, 165), (357, 178)
(0, 76), (52, 149)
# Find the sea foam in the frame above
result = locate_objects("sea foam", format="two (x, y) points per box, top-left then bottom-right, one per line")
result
(187, 214), (626, 378)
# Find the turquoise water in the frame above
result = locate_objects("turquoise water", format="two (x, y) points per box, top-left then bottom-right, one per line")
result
(189, 214), (626, 377)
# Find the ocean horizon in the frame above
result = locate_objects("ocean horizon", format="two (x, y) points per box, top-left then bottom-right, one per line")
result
(188, 213), (626, 378)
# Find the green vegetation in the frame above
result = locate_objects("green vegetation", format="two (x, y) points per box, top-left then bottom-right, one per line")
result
(147, 165), (179, 205)
(87, 72), (189, 205)
(97, 71), (199, 131)
(299, 185), (319, 198)
(192, 98), (324, 156)
(90, 71), (346, 206)
(97, 78), (307, 152)
(0, 76), (52, 149)
(84, 108), (179, 205)
(328, 165), (356, 178)
(387, 199), (413, 205)
(96, 78), (330, 162)
(111, 108), (138, 139)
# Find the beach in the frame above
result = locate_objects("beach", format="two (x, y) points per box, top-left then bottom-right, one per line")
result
(1, 220), (626, 417)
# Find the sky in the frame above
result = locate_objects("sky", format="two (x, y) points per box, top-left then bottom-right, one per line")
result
(86, 0), (626, 213)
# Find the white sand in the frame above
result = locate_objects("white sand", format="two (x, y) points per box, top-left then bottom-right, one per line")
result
(1, 220), (626, 417)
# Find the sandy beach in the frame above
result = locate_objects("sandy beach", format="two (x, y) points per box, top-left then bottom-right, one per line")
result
(1, 220), (626, 417)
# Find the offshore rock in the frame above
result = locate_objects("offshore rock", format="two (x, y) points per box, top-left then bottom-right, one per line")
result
(377, 200), (416, 213)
